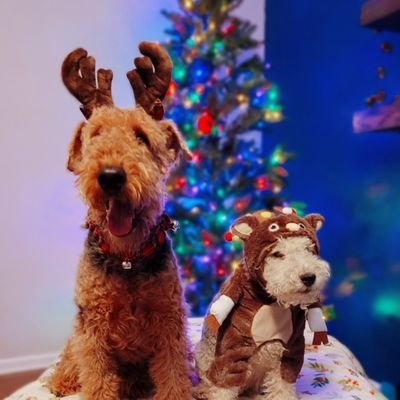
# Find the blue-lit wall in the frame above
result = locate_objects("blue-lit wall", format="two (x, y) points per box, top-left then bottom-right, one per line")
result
(265, 0), (400, 384)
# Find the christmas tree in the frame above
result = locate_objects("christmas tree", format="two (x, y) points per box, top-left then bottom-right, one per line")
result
(162, 0), (295, 315)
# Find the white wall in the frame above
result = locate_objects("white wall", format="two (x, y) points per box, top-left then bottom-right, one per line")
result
(0, 0), (264, 368)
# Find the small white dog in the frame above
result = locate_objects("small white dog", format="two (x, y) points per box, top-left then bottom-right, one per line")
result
(194, 208), (330, 400)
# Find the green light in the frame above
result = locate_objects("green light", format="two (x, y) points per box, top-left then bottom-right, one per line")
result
(186, 37), (196, 48)
(268, 85), (279, 102)
(173, 64), (187, 83)
(215, 210), (228, 226)
(212, 40), (225, 54)
(211, 125), (218, 136)
(187, 138), (198, 149)
(216, 188), (225, 198)
(231, 241), (243, 251)
(182, 122), (192, 133)
(188, 91), (201, 103)
(176, 244), (186, 255)
(187, 176), (197, 185)
(373, 294), (400, 319)
(269, 146), (282, 166)
(268, 104), (282, 112)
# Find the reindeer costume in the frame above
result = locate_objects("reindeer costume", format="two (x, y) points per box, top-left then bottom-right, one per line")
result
(195, 208), (330, 400)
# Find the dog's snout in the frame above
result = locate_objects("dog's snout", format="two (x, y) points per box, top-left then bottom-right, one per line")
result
(300, 273), (316, 287)
(98, 167), (126, 196)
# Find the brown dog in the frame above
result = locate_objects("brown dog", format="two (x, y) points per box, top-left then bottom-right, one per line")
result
(46, 42), (193, 400)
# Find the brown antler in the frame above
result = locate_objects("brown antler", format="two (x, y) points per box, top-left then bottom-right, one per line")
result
(62, 48), (113, 119)
(127, 42), (172, 120)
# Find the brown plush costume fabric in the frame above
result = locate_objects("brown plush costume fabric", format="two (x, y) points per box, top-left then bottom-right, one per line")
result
(199, 209), (328, 394)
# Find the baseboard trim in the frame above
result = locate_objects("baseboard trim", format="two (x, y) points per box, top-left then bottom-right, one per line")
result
(0, 352), (58, 375)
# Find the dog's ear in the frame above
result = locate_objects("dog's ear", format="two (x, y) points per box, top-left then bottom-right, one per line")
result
(67, 121), (85, 173)
(231, 214), (259, 241)
(161, 120), (193, 162)
(304, 214), (325, 231)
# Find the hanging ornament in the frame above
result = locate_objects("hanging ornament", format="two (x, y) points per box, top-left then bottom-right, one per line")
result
(216, 264), (227, 277)
(221, 20), (236, 36)
(380, 41), (392, 53)
(166, 81), (177, 97)
(273, 166), (288, 177)
(255, 176), (270, 191)
(172, 62), (187, 84)
(197, 111), (214, 135)
(211, 40), (225, 55)
(234, 196), (251, 212)
(250, 86), (269, 109)
(377, 66), (386, 79)
(188, 58), (214, 84)
(365, 95), (377, 107)
(201, 230), (212, 247)
(174, 176), (186, 190)
(224, 232), (233, 242)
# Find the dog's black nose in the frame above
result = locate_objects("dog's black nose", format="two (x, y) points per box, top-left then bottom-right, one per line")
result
(98, 168), (126, 196)
(300, 273), (316, 287)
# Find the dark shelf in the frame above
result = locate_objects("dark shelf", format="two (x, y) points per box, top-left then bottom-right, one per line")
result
(353, 101), (400, 133)
(361, 0), (400, 32)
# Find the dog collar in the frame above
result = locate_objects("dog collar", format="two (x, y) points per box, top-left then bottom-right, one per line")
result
(86, 213), (177, 272)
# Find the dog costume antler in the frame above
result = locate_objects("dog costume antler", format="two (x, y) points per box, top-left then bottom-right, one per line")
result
(62, 48), (114, 119)
(127, 41), (172, 120)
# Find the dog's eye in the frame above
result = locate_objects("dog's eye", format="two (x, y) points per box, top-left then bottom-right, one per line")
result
(299, 223), (305, 229)
(135, 131), (150, 147)
(268, 223), (279, 232)
(270, 251), (285, 259)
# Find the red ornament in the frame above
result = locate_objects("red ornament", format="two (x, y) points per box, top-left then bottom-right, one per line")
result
(191, 151), (201, 163)
(216, 266), (226, 277)
(201, 230), (212, 247)
(197, 111), (214, 135)
(174, 176), (186, 190)
(224, 232), (233, 242)
(166, 81), (177, 97)
(380, 41), (392, 53)
(274, 166), (288, 177)
(221, 22), (236, 36)
(255, 176), (270, 191)
(234, 196), (251, 212)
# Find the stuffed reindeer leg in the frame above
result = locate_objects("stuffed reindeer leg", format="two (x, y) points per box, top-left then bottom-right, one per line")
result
(307, 303), (329, 345)
(205, 267), (244, 334)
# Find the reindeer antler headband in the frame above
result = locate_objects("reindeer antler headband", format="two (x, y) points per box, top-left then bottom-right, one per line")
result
(61, 41), (172, 120)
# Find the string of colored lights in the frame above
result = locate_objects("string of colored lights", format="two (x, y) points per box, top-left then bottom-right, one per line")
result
(162, 0), (293, 315)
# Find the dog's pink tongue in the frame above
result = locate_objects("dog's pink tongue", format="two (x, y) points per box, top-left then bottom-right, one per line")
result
(107, 199), (133, 237)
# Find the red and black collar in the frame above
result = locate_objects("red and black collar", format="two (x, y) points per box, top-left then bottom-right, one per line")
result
(86, 213), (177, 275)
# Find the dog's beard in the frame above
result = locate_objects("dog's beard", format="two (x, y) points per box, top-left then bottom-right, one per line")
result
(262, 237), (330, 308)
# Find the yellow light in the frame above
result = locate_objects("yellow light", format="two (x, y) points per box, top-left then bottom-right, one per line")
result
(261, 211), (273, 219)
(272, 185), (282, 194)
(231, 260), (240, 270)
(237, 93), (248, 104)
(264, 110), (273, 121)
(183, 0), (193, 10)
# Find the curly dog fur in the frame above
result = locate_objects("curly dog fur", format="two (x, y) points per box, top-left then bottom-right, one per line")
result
(47, 44), (193, 400)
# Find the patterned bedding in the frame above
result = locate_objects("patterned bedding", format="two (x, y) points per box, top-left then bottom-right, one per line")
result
(6, 318), (387, 400)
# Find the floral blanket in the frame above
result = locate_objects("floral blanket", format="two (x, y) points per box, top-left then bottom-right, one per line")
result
(6, 318), (386, 400)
